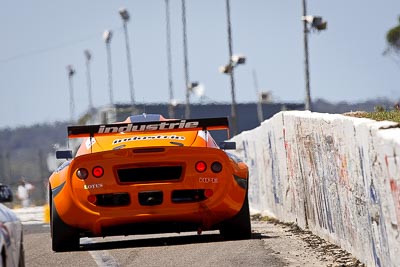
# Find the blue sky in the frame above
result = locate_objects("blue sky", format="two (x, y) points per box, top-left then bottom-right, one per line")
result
(0, 0), (399, 129)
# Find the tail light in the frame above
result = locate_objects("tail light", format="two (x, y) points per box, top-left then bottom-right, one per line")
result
(211, 161), (222, 173)
(92, 166), (104, 178)
(204, 189), (214, 198)
(87, 195), (97, 204)
(76, 168), (89, 180)
(195, 161), (207, 173)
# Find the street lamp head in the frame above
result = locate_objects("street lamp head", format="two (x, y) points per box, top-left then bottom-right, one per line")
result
(231, 54), (246, 66)
(188, 81), (199, 90)
(260, 91), (273, 103)
(119, 8), (130, 22)
(66, 65), (75, 77)
(103, 30), (113, 43)
(192, 84), (205, 97)
(301, 15), (314, 24)
(301, 15), (327, 31)
(311, 16), (327, 31)
(84, 50), (91, 61)
(219, 64), (233, 74)
(219, 55), (245, 74)
(170, 99), (180, 107)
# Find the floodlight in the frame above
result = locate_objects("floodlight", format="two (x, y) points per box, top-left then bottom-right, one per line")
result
(219, 64), (233, 74)
(170, 99), (179, 107)
(311, 16), (327, 30)
(119, 8), (130, 22)
(301, 15), (327, 31)
(231, 55), (246, 65)
(193, 84), (205, 97)
(301, 15), (314, 24)
(188, 81), (199, 90)
(66, 65), (75, 77)
(103, 30), (112, 43)
(84, 50), (91, 60)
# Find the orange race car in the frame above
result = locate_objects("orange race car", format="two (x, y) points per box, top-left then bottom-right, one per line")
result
(49, 114), (250, 252)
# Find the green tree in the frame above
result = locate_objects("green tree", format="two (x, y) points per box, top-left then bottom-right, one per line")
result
(384, 16), (400, 65)
(387, 16), (400, 49)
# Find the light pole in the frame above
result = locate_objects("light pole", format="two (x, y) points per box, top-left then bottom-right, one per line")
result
(252, 70), (263, 124)
(187, 81), (200, 100)
(301, 0), (327, 111)
(219, 54), (246, 135)
(119, 8), (136, 114)
(165, 0), (175, 118)
(84, 50), (93, 111)
(181, 0), (191, 119)
(66, 65), (75, 122)
(223, 0), (243, 136)
(103, 30), (114, 106)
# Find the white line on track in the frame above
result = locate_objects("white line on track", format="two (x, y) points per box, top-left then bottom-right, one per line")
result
(15, 206), (120, 266)
(81, 238), (121, 267)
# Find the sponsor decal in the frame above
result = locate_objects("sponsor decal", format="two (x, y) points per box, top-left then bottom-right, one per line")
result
(68, 118), (229, 138)
(86, 137), (96, 149)
(99, 120), (199, 134)
(199, 177), (219, 184)
(83, 183), (103, 190)
(112, 135), (185, 145)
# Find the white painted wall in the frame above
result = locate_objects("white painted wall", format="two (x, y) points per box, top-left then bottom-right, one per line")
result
(231, 111), (400, 267)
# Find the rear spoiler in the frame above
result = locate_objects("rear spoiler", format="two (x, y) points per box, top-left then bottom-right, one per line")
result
(67, 117), (230, 138)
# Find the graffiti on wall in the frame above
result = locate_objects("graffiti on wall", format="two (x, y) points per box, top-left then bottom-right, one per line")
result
(386, 154), (400, 228)
(267, 131), (282, 205)
(231, 112), (400, 267)
(282, 127), (300, 214)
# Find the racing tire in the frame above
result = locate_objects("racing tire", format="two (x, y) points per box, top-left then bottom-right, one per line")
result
(219, 194), (251, 240)
(18, 236), (25, 267)
(51, 198), (80, 252)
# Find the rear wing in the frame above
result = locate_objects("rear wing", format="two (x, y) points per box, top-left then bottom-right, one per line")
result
(67, 117), (230, 138)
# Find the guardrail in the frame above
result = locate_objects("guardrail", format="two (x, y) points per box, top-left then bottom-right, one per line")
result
(230, 111), (400, 267)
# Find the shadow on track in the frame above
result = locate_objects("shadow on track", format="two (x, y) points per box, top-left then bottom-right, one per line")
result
(79, 232), (273, 252)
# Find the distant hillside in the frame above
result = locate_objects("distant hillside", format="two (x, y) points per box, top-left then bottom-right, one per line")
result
(0, 122), (68, 190)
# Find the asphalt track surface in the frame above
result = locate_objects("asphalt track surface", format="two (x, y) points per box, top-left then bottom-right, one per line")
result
(19, 208), (363, 267)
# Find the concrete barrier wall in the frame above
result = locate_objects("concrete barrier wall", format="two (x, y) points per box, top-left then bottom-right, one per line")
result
(230, 111), (400, 267)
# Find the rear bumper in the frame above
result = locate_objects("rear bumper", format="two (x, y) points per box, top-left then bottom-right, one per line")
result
(53, 176), (247, 237)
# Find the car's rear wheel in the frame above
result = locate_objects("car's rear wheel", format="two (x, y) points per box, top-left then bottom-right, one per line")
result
(51, 197), (80, 252)
(219, 194), (251, 240)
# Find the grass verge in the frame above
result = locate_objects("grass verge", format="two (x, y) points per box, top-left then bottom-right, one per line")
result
(343, 107), (400, 123)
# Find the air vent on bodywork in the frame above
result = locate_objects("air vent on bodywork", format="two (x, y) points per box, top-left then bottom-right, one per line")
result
(95, 193), (130, 207)
(117, 166), (182, 183)
(171, 189), (207, 203)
